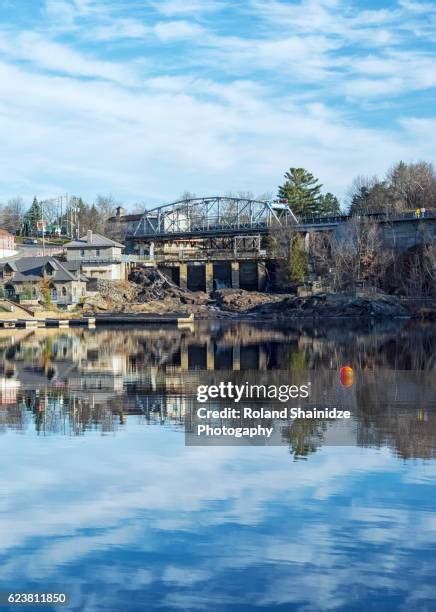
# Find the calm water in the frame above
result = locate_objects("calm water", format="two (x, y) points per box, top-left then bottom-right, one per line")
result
(0, 321), (435, 611)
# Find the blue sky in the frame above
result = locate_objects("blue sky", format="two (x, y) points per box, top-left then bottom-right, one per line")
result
(0, 0), (435, 208)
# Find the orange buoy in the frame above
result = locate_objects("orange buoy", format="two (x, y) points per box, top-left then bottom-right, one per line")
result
(340, 366), (354, 388)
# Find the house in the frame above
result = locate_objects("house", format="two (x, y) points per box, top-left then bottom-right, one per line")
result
(0, 256), (87, 306)
(64, 230), (126, 280)
(0, 228), (17, 258)
(107, 207), (143, 237)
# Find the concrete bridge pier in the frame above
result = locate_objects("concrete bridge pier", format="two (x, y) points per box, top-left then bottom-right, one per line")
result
(207, 340), (215, 370)
(205, 263), (214, 293)
(179, 263), (188, 290)
(231, 262), (240, 289)
(232, 345), (241, 371)
(258, 345), (268, 370)
(257, 262), (267, 291)
(168, 259), (270, 293)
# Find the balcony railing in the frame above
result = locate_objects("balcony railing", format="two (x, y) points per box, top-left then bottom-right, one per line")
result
(78, 257), (123, 264)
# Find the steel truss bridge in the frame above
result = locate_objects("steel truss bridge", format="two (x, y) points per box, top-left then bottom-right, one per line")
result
(132, 197), (298, 239)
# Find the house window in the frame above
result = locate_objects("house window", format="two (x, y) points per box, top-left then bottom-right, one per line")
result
(5, 285), (15, 299)
(96, 249), (100, 257)
(81, 249), (85, 257)
(51, 288), (58, 301)
(62, 286), (67, 297)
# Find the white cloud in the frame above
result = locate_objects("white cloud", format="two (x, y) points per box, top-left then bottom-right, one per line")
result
(154, 20), (205, 42)
(344, 51), (436, 97)
(0, 0), (433, 202)
(151, 0), (222, 17)
(44, 0), (102, 31)
(0, 56), (430, 204)
(0, 30), (139, 85)
(92, 18), (150, 41)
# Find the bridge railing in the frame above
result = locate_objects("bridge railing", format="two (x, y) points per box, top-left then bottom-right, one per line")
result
(300, 210), (435, 226)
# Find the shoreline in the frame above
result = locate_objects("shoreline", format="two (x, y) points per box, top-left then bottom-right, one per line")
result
(1, 291), (435, 327)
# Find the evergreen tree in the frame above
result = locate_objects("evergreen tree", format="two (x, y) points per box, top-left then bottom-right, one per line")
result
(278, 168), (322, 217)
(286, 234), (308, 284)
(349, 185), (371, 215)
(23, 197), (42, 235)
(318, 192), (340, 216)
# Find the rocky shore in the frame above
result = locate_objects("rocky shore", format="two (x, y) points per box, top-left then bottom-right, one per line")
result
(77, 269), (435, 320)
(214, 289), (410, 319)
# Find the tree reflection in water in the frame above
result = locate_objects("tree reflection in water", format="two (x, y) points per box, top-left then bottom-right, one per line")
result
(0, 321), (434, 458)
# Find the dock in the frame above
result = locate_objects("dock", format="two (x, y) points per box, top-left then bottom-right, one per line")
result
(0, 313), (194, 329)
(94, 312), (194, 327)
(0, 317), (96, 329)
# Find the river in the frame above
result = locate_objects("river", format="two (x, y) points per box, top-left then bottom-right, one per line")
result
(0, 321), (435, 611)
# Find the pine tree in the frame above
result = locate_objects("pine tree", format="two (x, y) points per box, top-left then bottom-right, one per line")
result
(286, 234), (308, 284)
(318, 192), (340, 216)
(278, 168), (322, 217)
(349, 186), (371, 215)
(23, 197), (42, 235)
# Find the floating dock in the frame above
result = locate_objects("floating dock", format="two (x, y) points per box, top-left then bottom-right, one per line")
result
(0, 317), (96, 329)
(0, 313), (194, 329)
(94, 312), (194, 328)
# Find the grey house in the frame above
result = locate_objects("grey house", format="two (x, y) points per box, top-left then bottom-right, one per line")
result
(0, 256), (87, 306)
(64, 231), (126, 280)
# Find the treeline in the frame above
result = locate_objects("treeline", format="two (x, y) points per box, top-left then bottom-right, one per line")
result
(0, 194), (120, 237)
(273, 160), (435, 297)
(277, 160), (436, 217)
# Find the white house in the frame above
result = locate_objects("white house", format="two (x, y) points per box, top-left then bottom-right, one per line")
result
(64, 231), (126, 280)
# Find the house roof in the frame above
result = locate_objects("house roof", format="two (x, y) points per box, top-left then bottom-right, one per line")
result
(64, 232), (124, 249)
(1, 256), (84, 283)
(107, 213), (143, 223)
(62, 261), (88, 281)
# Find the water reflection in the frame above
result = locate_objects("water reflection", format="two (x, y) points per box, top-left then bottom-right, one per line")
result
(0, 322), (435, 611)
(0, 322), (434, 459)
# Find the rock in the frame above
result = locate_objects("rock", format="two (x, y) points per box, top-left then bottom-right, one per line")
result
(82, 295), (110, 312)
(246, 292), (409, 319)
(213, 289), (287, 313)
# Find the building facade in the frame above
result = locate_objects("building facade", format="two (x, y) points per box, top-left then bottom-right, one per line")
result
(64, 231), (126, 280)
(0, 228), (17, 258)
(0, 256), (87, 306)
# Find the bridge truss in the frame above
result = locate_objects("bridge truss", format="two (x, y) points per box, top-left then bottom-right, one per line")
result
(132, 197), (297, 238)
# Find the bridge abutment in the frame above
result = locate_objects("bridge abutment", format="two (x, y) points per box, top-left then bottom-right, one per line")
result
(162, 259), (271, 293)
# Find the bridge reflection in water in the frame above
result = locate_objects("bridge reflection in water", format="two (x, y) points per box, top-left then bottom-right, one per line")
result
(0, 322), (434, 458)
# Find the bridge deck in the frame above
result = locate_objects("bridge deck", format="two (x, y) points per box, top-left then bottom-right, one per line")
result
(129, 211), (435, 240)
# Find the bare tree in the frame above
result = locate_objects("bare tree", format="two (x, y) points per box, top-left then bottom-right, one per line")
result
(387, 160), (436, 211)
(312, 219), (393, 291)
(1, 197), (25, 233)
(348, 161), (436, 215)
(94, 194), (117, 235)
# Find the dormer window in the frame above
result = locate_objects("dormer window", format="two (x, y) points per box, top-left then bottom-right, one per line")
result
(3, 263), (14, 278)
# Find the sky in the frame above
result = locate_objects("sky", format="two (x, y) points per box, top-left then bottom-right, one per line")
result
(0, 0), (435, 209)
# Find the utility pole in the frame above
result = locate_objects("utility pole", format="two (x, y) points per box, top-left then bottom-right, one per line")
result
(42, 200), (45, 256)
